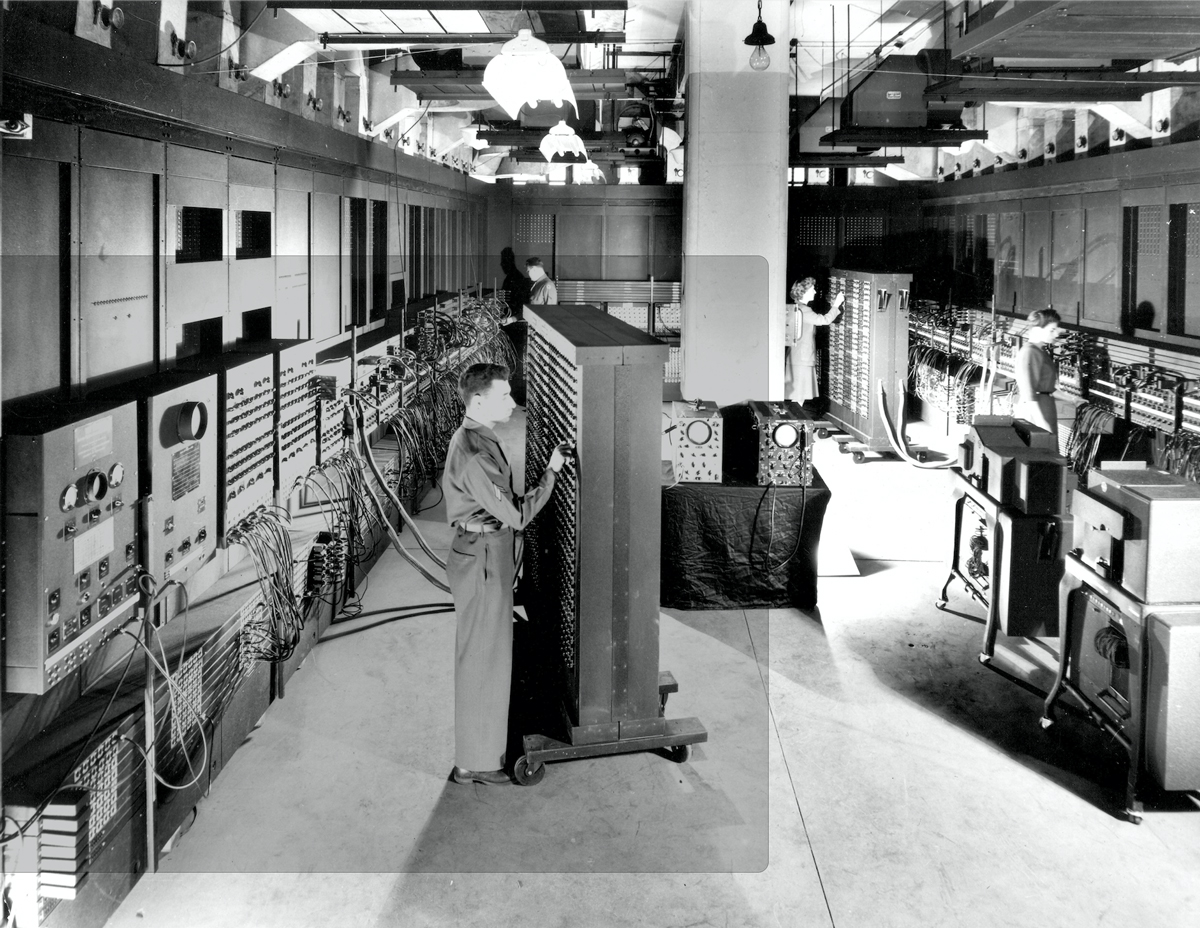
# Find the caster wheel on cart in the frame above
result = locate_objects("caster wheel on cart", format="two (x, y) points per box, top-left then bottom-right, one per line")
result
(838, 442), (850, 454)
(917, 451), (929, 463)
(934, 599), (947, 610)
(817, 428), (830, 440)
(1039, 715), (1054, 730)
(852, 451), (866, 464)
(513, 756), (545, 786)
(666, 744), (691, 764)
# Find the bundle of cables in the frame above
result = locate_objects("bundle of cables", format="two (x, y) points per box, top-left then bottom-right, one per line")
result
(346, 397), (450, 594)
(1162, 429), (1200, 483)
(1065, 403), (1119, 478)
(227, 507), (308, 664)
(300, 445), (394, 618)
(909, 343), (967, 412)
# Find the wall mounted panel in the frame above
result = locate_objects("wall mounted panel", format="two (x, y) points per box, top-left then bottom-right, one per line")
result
(80, 166), (155, 385)
(311, 189), (341, 338)
(2, 156), (65, 400)
(228, 183), (275, 318)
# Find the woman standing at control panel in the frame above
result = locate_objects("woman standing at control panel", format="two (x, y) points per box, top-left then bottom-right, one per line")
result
(1013, 308), (1062, 434)
(786, 277), (844, 404)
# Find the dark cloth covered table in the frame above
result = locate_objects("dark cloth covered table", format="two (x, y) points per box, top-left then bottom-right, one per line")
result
(660, 470), (831, 609)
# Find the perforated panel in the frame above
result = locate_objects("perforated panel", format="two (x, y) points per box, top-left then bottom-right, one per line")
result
(516, 213), (555, 244)
(72, 731), (119, 855)
(845, 215), (884, 246)
(1187, 205), (1200, 259)
(665, 345), (683, 383)
(607, 302), (649, 331)
(170, 650), (205, 749)
(524, 328), (581, 683)
(1139, 204), (1163, 255)
(795, 215), (836, 246)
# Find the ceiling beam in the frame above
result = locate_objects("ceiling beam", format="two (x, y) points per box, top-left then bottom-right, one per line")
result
(949, 2), (1060, 61)
(323, 32), (625, 47)
(928, 71), (1200, 103)
(478, 130), (626, 146)
(269, 1), (628, 10)
(790, 154), (904, 167)
(820, 127), (989, 147)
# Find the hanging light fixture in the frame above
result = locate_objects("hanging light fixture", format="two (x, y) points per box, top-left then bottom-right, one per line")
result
(483, 29), (578, 120)
(539, 120), (589, 164)
(744, 0), (776, 72)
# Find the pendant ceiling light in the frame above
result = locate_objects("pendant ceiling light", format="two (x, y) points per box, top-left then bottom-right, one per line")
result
(539, 121), (590, 163)
(483, 29), (578, 120)
(744, 0), (776, 71)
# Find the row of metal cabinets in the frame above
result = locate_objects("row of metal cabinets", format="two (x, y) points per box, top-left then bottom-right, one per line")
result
(927, 185), (1200, 348)
(1, 121), (486, 402)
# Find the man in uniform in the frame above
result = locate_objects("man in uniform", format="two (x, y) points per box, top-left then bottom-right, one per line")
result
(443, 362), (572, 784)
(525, 256), (558, 305)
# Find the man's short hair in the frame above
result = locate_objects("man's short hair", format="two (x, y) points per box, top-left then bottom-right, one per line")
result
(459, 362), (510, 405)
(525, 256), (543, 269)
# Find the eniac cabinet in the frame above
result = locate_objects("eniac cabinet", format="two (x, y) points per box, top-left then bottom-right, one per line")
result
(516, 305), (707, 784)
(825, 269), (912, 453)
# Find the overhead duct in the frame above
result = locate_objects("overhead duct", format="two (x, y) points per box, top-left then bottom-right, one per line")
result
(838, 52), (965, 130)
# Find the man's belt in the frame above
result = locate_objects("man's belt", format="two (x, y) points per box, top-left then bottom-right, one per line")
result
(459, 521), (503, 534)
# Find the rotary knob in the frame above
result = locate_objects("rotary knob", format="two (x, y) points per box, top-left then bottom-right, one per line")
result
(60, 484), (80, 512)
(108, 462), (125, 488)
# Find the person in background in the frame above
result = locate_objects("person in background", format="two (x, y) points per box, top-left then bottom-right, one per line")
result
(442, 363), (573, 785)
(525, 256), (558, 305)
(1013, 308), (1062, 434)
(786, 277), (844, 404)
(500, 246), (529, 324)
(498, 247), (529, 405)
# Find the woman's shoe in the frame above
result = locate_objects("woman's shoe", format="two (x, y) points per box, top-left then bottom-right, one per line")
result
(451, 766), (511, 785)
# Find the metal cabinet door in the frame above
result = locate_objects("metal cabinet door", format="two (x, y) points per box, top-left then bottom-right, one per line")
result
(80, 166), (155, 384)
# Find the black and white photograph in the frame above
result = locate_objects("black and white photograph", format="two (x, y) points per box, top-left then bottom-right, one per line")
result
(0, 2), (1199, 927)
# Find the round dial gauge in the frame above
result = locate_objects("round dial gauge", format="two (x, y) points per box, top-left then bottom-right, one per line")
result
(685, 420), (713, 445)
(772, 423), (801, 449)
(59, 484), (80, 512)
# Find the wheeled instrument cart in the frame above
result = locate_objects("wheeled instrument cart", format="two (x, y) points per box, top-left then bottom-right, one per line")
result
(516, 305), (707, 785)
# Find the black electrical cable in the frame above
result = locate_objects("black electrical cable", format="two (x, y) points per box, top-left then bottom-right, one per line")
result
(155, 5), (267, 67)
(0, 613), (143, 847)
(320, 606), (458, 642)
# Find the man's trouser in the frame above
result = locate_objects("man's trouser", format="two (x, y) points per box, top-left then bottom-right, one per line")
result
(446, 525), (516, 771)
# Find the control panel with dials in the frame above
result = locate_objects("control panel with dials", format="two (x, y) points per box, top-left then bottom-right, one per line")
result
(3, 400), (141, 694)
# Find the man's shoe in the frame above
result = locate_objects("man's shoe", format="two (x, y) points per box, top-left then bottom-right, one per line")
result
(451, 766), (511, 785)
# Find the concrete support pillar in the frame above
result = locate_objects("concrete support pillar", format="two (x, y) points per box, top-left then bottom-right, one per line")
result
(681, 0), (789, 405)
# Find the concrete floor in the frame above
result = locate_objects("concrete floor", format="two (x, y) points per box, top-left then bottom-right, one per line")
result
(103, 416), (1200, 928)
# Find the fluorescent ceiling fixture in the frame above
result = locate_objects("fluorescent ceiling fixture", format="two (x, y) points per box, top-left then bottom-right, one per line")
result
(432, 10), (489, 33)
(483, 29), (577, 120)
(539, 121), (589, 163)
(250, 41), (320, 82)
